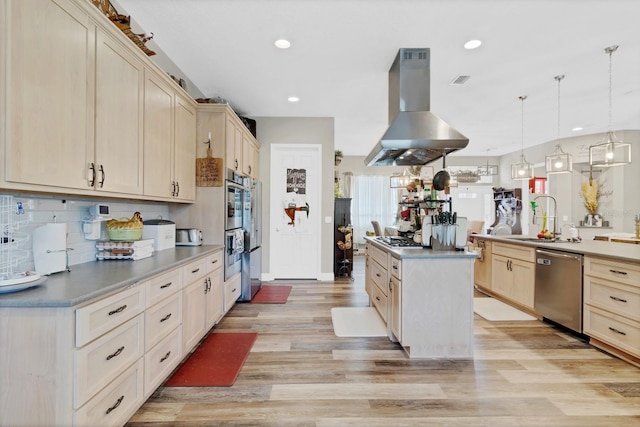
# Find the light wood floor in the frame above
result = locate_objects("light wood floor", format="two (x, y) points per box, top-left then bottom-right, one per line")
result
(127, 256), (640, 426)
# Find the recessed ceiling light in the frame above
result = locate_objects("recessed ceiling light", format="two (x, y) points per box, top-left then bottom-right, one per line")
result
(288, 96), (299, 103)
(572, 127), (583, 131)
(275, 39), (291, 49)
(464, 39), (482, 50)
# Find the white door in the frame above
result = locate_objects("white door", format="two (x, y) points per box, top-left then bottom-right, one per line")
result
(270, 144), (321, 279)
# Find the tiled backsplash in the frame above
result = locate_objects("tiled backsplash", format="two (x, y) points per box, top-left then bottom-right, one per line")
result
(2, 193), (169, 273)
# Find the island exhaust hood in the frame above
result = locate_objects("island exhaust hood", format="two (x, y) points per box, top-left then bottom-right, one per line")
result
(365, 48), (469, 166)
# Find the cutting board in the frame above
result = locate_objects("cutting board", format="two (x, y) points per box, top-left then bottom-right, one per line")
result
(196, 147), (223, 187)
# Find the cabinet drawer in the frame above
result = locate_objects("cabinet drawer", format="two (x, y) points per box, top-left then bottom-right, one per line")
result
(584, 275), (640, 322)
(206, 251), (223, 273)
(390, 257), (402, 280)
(74, 358), (144, 427)
(76, 285), (145, 347)
(584, 305), (640, 357)
(492, 242), (535, 263)
(369, 243), (388, 269)
(146, 268), (182, 307)
(585, 256), (640, 287)
(182, 257), (207, 284)
(370, 281), (388, 323)
(224, 275), (241, 312)
(370, 259), (388, 296)
(74, 314), (145, 408)
(145, 292), (182, 351)
(144, 326), (182, 395)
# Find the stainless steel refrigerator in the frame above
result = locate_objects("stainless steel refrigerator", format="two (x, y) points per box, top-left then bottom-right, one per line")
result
(241, 181), (262, 301)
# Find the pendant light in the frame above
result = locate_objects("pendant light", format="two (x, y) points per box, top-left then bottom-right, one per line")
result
(477, 148), (498, 177)
(511, 96), (534, 180)
(589, 45), (631, 167)
(545, 75), (572, 173)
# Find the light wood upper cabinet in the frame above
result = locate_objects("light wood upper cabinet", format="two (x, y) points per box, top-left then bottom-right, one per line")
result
(3, 0), (93, 189)
(1, 0), (196, 202)
(226, 116), (243, 172)
(94, 28), (144, 195)
(173, 94), (196, 201)
(242, 133), (258, 178)
(143, 73), (174, 198)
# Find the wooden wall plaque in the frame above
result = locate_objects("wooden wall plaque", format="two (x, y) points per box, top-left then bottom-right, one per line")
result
(196, 150), (223, 187)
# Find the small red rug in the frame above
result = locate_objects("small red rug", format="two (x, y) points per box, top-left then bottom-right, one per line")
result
(251, 285), (292, 304)
(164, 332), (257, 387)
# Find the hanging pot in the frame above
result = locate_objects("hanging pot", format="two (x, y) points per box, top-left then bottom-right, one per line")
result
(432, 153), (450, 191)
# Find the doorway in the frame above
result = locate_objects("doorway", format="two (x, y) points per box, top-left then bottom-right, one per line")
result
(269, 144), (322, 279)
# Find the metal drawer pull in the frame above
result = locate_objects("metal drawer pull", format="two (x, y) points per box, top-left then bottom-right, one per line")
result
(106, 346), (125, 360)
(609, 295), (628, 303)
(160, 282), (172, 289)
(375, 296), (380, 301)
(376, 273), (381, 277)
(99, 164), (105, 188)
(608, 326), (626, 336)
(393, 265), (398, 270)
(609, 269), (628, 276)
(106, 395), (124, 415)
(160, 351), (171, 363)
(160, 313), (172, 322)
(192, 268), (200, 274)
(108, 304), (127, 316)
(211, 259), (218, 264)
(232, 288), (237, 292)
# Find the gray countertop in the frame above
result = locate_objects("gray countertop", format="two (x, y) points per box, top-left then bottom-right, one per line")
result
(365, 237), (479, 260)
(475, 235), (640, 263)
(0, 245), (223, 308)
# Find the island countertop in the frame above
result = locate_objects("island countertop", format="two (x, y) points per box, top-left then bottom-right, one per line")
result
(365, 236), (479, 260)
(0, 245), (223, 308)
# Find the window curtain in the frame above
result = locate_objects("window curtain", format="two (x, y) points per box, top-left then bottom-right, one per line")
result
(350, 175), (400, 245)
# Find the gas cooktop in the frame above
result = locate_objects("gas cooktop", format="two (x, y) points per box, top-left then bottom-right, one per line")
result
(374, 236), (423, 248)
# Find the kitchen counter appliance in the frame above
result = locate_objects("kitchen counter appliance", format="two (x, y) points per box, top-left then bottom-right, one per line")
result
(142, 219), (176, 250)
(375, 236), (423, 249)
(175, 228), (202, 246)
(534, 248), (584, 334)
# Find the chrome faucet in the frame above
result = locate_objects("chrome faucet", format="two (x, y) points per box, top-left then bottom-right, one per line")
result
(533, 195), (558, 239)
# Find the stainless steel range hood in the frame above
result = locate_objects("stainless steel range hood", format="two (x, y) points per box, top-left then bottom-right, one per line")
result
(365, 48), (469, 166)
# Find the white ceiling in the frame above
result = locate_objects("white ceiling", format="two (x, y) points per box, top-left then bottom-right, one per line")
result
(116, 0), (640, 159)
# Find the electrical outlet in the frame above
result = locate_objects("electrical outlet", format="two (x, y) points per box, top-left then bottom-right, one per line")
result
(325, 216), (332, 223)
(562, 215), (568, 221)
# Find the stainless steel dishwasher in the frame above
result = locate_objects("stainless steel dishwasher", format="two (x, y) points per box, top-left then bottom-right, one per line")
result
(534, 248), (584, 334)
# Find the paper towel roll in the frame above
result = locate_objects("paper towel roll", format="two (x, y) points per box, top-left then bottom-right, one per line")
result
(33, 223), (67, 275)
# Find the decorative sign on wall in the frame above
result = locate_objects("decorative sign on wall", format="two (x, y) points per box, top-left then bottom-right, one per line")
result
(286, 168), (306, 194)
(196, 151), (223, 187)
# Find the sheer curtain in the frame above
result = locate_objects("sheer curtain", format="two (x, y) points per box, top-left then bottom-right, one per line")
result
(351, 175), (399, 246)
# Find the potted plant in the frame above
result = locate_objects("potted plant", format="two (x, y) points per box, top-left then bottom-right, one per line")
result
(335, 150), (343, 166)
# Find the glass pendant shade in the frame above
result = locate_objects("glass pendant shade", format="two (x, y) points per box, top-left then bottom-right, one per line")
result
(545, 144), (572, 174)
(511, 95), (533, 180)
(589, 134), (632, 167)
(588, 45), (631, 167)
(511, 154), (534, 180)
(545, 75), (572, 174)
(390, 169), (419, 188)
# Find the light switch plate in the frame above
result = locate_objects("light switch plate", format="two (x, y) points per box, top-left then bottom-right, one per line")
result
(325, 216), (332, 223)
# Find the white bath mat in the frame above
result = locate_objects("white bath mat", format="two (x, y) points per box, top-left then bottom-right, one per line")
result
(331, 307), (387, 337)
(474, 298), (537, 321)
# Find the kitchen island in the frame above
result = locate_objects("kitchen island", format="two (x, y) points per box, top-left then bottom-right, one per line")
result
(365, 237), (478, 359)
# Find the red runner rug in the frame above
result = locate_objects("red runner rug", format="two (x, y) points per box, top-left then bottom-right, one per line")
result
(251, 285), (292, 304)
(164, 332), (257, 387)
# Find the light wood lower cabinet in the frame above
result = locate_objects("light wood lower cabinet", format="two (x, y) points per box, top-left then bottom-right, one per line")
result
(584, 256), (640, 361)
(491, 242), (535, 310)
(473, 238), (492, 291)
(365, 244), (389, 323)
(0, 249), (225, 426)
(389, 256), (402, 341)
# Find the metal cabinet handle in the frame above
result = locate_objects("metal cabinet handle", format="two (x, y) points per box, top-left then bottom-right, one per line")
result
(160, 351), (171, 363)
(375, 296), (380, 301)
(160, 313), (172, 322)
(248, 165), (252, 174)
(392, 265), (398, 270)
(88, 162), (96, 187)
(609, 269), (628, 276)
(160, 282), (172, 289)
(108, 304), (127, 316)
(375, 273), (381, 277)
(175, 181), (180, 197)
(608, 326), (626, 336)
(235, 159), (239, 170)
(99, 164), (105, 188)
(106, 345), (124, 361)
(192, 268), (200, 274)
(106, 395), (124, 415)
(609, 295), (628, 303)
(171, 181), (176, 196)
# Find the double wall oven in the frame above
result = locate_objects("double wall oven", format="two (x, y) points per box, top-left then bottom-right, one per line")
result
(225, 170), (245, 280)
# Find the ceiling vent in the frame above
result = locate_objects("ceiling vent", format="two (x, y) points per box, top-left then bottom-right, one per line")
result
(450, 75), (471, 85)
